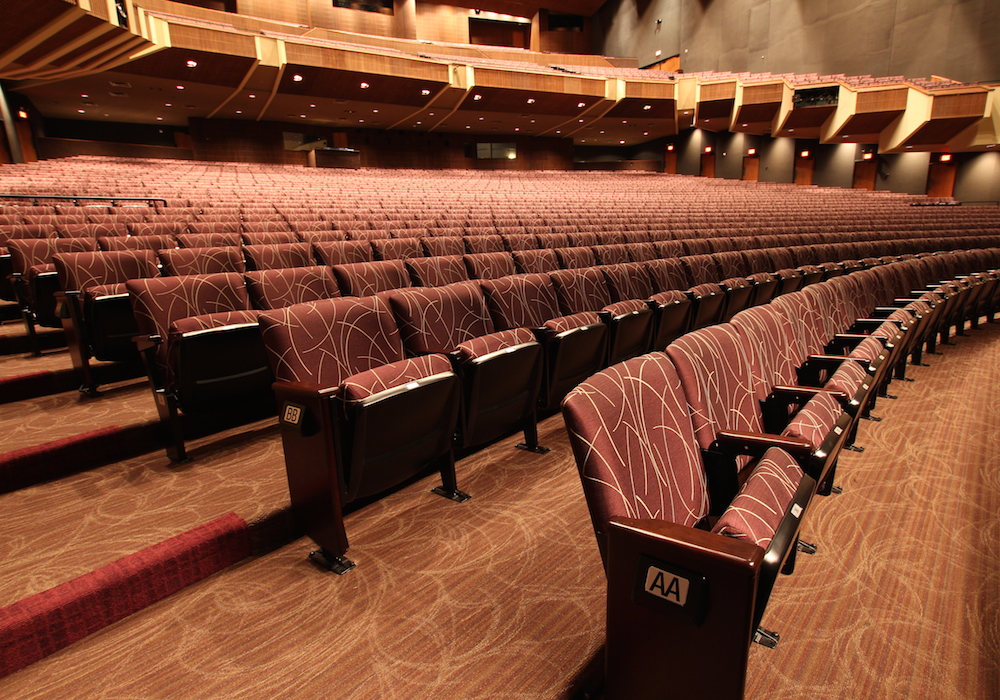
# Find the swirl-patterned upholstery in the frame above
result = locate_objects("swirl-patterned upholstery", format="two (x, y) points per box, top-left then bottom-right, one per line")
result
(127, 271), (273, 461)
(158, 246), (245, 276)
(645, 257), (693, 291)
(592, 244), (631, 266)
(512, 248), (560, 274)
(312, 240), (374, 267)
(463, 235), (505, 254)
(405, 255), (469, 287)
(420, 236), (465, 257)
(98, 234), (177, 251)
(54, 249), (158, 294)
(372, 237), (424, 261)
(501, 233), (540, 251)
(332, 260), (412, 297)
(463, 252), (517, 280)
(555, 246), (597, 269)
(681, 254), (722, 286)
(245, 266), (340, 310)
(176, 232), (242, 248)
(243, 242), (315, 271)
(388, 282), (495, 355)
(622, 242), (659, 262)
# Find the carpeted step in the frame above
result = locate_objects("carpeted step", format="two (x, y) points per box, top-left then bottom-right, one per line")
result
(0, 513), (254, 678)
(0, 361), (145, 404)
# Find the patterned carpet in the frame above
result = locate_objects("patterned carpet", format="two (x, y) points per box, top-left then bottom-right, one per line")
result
(0, 324), (997, 698)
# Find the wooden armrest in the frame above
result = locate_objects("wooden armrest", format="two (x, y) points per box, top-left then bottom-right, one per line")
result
(132, 333), (162, 352)
(716, 430), (813, 459)
(772, 384), (848, 402)
(272, 380), (339, 400)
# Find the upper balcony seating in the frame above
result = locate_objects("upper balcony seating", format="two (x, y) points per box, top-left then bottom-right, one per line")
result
(388, 281), (546, 453)
(562, 351), (815, 699)
(258, 295), (468, 574)
(52, 249), (160, 394)
(126, 272), (275, 462)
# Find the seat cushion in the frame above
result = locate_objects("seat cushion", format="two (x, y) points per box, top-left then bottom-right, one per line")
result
(457, 327), (536, 360)
(781, 391), (843, 450)
(543, 311), (602, 334)
(824, 358), (870, 395)
(712, 446), (803, 549)
(341, 354), (454, 401)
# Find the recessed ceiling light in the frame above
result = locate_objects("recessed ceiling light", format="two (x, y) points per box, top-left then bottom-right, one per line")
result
(526, 98), (536, 104)
(416, 121), (422, 125)
(620, 140), (626, 144)
(473, 94), (482, 101)
(466, 125), (471, 128)
(292, 75), (303, 82)
(80, 94), (89, 98)
(156, 116), (163, 121)
(600, 130), (605, 134)
(479, 116), (485, 120)
(515, 127), (520, 131)
(236, 110), (242, 114)
(421, 89), (431, 96)
(359, 119), (364, 123)
(77, 109), (85, 114)
(360, 82), (370, 89)
(165, 103), (172, 107)
(248, 94), (256, 98)
(300, 114), (306, 118)
(643, 131), (649, 136)
(622, 120), (628, 124)
(578, 119), (584, 123)
(175, 85), (184, 90)
(577, 102), (586, 108)
(643, 105), (652, 111)
(186, 60), (198, 68)
(310, 104), (316, 108)
(556, 130), (561, 134)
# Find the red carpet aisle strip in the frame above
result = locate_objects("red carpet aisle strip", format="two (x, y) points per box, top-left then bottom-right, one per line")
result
(0, 513), (251, 678)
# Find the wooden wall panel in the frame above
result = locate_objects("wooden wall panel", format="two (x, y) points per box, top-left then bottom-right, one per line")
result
(35, 137), (194, 160)
(856, 88), (908, 113)
(853, 159), (877, 190)
(186, 117), (573, 169)
(414, 3), (469, 43)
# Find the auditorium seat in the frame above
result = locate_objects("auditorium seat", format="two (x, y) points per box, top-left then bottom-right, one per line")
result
(8, 237), (100, 344)
(243, 242), (316, 271)
(159, 246), (246, 276)
(127, 272), (275, 462)
(463, 252), (517, 280)
(562, 351), (814, 699)
(554, 247), (597, 269)
(258, 295), (467, 573)
(600, 262), (693, 348)
(401, 255), (464, 287)
(463, 235), (506, 254)
(388, 282), (545, 452)
(176, 232), (242, 248)
(98, 234), (178, 251)
(372, 237), (424, 261)
(548, 267), (654, 366)
(312, 240), (375, 267)
(479, 272), (608, 410)
(52, 249), (160, 393)
(512, 248), (560, 274)
(667, 324), (851, 500)
(332, 259), (412, 296)
(244, 265), (340, 310)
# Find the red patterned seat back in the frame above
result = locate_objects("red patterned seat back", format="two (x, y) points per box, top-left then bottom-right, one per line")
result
(159, 246), (246, 276)
(665, 324), (764, 454)
(332, 260), (412, 296)
(548, 268), (613, 315)
(54, 249), (159, 292)
(245, 266), (340, 310)
(405, 255), (469, 287)
(388, 281), (496, 355)
(463, 252), (517, 280)
(258, 295), (407, 387)
(562, 351), (711, 565)
(479, 273), (562, 329)
(243, 242), (315, 271)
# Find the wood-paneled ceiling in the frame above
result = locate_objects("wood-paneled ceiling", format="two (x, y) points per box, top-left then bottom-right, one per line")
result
(3, 0), (997, 154)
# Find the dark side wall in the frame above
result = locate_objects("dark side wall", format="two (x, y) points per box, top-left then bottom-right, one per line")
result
(595, 0), (1000, 82)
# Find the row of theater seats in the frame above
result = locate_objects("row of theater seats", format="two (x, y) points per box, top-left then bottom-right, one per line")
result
(560, 248), (1000, 699)
(42, 232), (959, 411)
(11, 222), (998, 347)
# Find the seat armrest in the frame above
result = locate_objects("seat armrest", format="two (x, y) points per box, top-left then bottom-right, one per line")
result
(715, 430), (813, 460)
(272, 380), (340, 400)
(132, 333), (162, 353)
